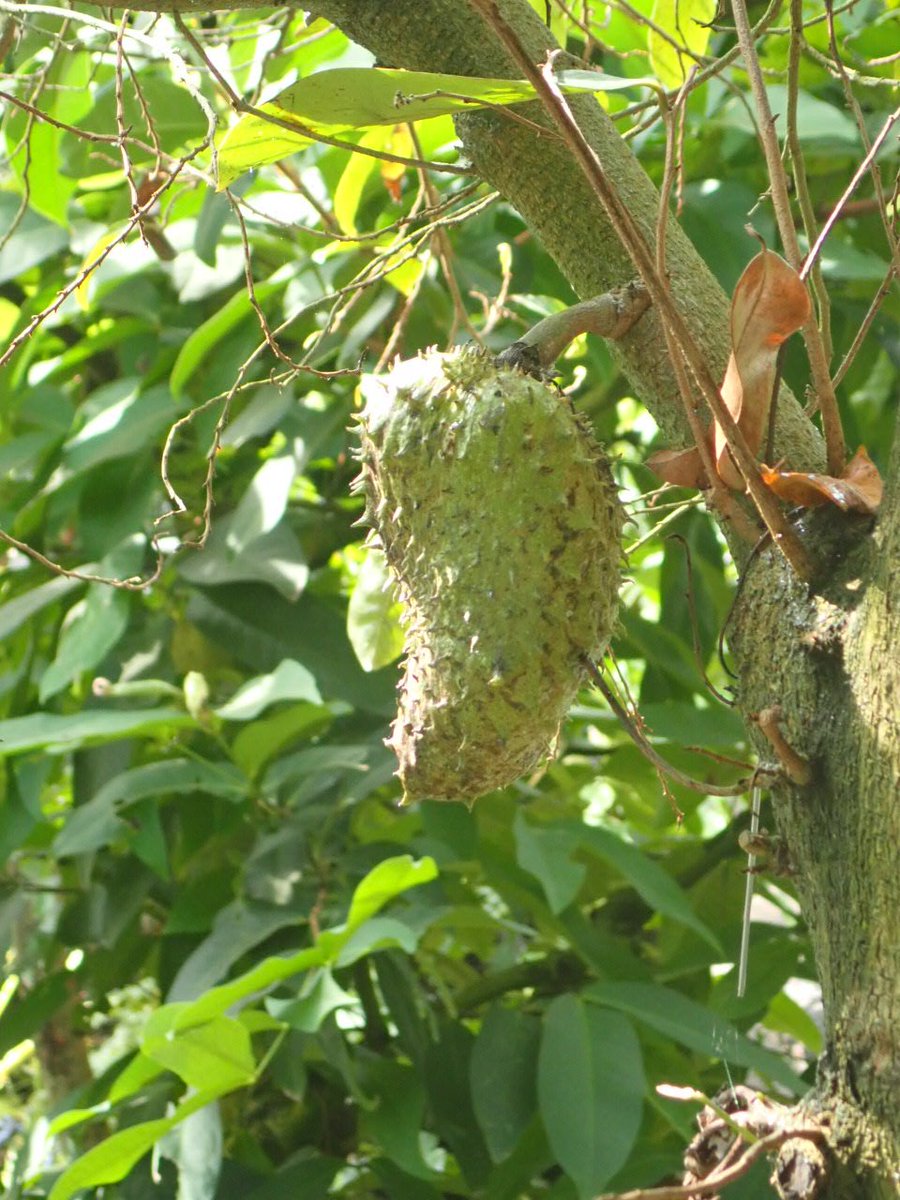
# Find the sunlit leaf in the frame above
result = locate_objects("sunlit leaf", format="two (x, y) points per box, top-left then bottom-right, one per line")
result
(648, 0), (716, 88)
(347, 546), (406, 672)
(216, 67), (653, 187)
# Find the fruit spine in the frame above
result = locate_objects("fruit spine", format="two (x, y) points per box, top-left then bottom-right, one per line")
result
(355, 348), (623, 805)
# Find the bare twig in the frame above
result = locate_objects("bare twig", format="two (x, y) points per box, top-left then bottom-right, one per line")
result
(802, 111), (900, 282)
(408, 123), (481, 347)
(0, 530), (164, 592)
(786, 0), (832, 361)
(595, 1124), (826, 1200)
(831, 262), (898, 391)
(584, 659), (766, 798)
(729, 0), (846, 475)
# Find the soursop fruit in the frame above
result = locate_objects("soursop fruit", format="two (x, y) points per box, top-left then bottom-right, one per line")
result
(355, 348), (623, 805)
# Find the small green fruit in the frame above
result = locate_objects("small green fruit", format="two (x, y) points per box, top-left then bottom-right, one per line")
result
(356, 348), (622, 804)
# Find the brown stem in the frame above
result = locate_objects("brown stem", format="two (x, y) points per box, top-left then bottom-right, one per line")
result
(495, 281), (650, 371)
(751, 705), (813, 786)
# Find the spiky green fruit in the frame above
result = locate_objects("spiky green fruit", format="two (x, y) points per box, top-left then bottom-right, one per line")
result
(356, 348), (622, 805)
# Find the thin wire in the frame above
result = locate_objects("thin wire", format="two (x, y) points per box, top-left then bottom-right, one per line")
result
(736, 782), (762, 997)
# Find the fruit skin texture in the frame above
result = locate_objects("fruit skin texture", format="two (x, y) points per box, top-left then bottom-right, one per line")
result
(356, 348), (623, 805)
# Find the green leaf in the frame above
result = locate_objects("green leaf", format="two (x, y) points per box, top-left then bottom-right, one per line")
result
(215, 658), (322, 721)
(361, 1060), (436, 1180)
(424, 1022), (493, 1187)
(334, 914), (423, 966)
(514, 812), (586, 914)
(577, 825), (721, 952)
(0, 194), (69, 285)
(47, 1088), (221, 1200)
(333, 126), (393, 236)
(266, 968), (357, 1033)
(159, 1101), (223, 1200)
(39, 583), (130, 702)
(347, 545), (405, 672)
(142, 1011), (256, 1091)
(0, 708), (193, 756)
(0, 568), (88, 638)
(54, 381), (186, 483)
(648, 0), (715, 87)
(584, 982), (804, 1094)
(160, 945), (327, 1032)
(764, 991), (823, 1056)
(538, 997), (645, 1198)
(158, 855), (437, 1027)
(231, 703), (332, 779)
(470, 1005), (541, 1163)
(169, 269), (291, 397)
(343, 855), (438, 935)
(54, 758), (248, 857)
(216, 67), (653, 187)
(167, 900), (308, 1002)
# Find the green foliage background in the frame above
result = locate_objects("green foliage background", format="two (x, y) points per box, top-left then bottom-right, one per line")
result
(0, 2), (896, 1198)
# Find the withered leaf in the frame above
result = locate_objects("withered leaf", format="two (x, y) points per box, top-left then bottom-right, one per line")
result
(646, 249), (811, 493)
(761, 446), (882, 514)
(714, 249), (811, 488)
(644, 446), (705, 489)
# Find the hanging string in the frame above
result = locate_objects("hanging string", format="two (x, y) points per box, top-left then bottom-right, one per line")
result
(737, 781), (763, 998)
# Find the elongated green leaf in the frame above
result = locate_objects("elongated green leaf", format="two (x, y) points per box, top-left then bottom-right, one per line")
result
(160, 1101), (222, 1200)
(584, 982), (803, 1094)
(169, 270), (291, 396)
(56, 381), (184, 482)
(39, 586), (129, 702)
(0, 708), (193, 755)
(157, 855), (437, 1029)
(167, 900), (309, 1002)
(648, 0), (716, 88)
(0, 194), (69, 285)
(334, 914), (422, 966)
(538, 997), (645, 1198)
(54, 758), (248, 857)
(216, 659), (322, 721)
(470, 1005), (541, 1163)
(361, 1060), (435, 1180)
(267, 968), (356, 1033)
(343, 855), (438, 934)
(0, 572), (88, 640)
(48, 1089), (221, 1200)
(160, 945), (326, 1033)
(514, 811), (586, 914)
(216, 67), (653, 188)
(578, 826), (721, 951)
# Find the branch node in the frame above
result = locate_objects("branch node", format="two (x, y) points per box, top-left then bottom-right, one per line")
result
(750, 706), (813, 786)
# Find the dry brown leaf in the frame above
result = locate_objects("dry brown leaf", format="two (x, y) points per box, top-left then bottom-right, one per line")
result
(644, 446), (705, 488)
(761, 446), (883, 514)
(646, 249), (811, 493)
(714, 249), (811, 488)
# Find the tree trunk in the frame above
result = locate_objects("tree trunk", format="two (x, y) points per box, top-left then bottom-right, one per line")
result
(303, 2), (900, 1194)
